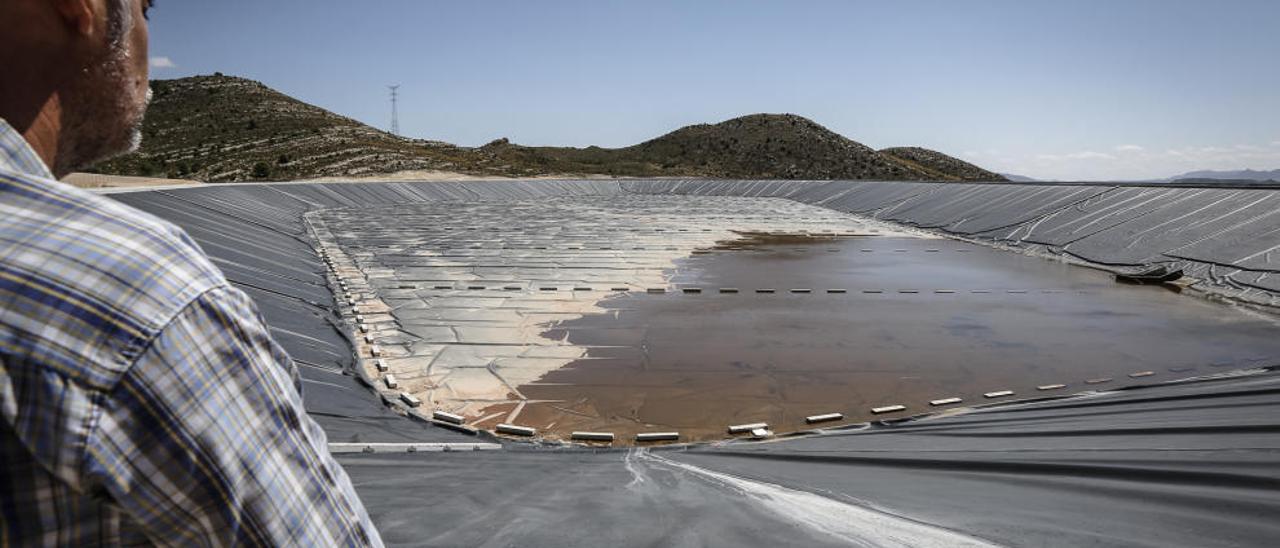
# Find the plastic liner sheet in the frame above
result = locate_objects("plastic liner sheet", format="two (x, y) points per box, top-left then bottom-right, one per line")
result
(111, 179), (1280, 431)
(338, 369), (1280, 547)
(298, 365), (463, 443)
(623, 180), (1280, 304)
(104, 180), (1280, 546)
(109, 181), (630, 443)
(337, 450), (990, 547)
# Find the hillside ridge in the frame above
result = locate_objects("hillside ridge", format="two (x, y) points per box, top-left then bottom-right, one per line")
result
(879, 146), (1004, 182)
(1166, 168), (1280, 182)
(95, 75), (1006, 183)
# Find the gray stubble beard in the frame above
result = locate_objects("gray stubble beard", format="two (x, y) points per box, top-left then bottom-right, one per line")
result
(55, 0), (151, 176)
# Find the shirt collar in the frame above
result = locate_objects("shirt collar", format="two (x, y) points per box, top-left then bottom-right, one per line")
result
(0, 118), (56, 180)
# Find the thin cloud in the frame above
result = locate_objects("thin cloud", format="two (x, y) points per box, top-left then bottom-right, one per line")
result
(1065, 151), (1116, 160)
(1033, 151), (1115, 162)
(149, 56), (177, 69)
(1114, 144), (1144, 153)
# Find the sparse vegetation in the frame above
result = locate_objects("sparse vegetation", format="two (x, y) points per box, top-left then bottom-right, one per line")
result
(251, 162), (271, 179)
(96, 74), (1005, 183)
(879, 147), (1004, 182)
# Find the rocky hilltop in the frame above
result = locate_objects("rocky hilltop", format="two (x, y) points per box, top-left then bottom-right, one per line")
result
(96, 75), (1005, 183)
(94, 75), (486, 181)
(619, 114), (926, 180)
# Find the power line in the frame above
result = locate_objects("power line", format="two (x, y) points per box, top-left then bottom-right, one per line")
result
(388, 85), (401, 136)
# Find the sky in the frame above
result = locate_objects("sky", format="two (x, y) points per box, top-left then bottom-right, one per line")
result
(146, 0), (1280, 181)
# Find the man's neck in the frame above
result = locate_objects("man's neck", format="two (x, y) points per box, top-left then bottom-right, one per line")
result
(0, 82), (65, 178)
(17, 102), (64, 178)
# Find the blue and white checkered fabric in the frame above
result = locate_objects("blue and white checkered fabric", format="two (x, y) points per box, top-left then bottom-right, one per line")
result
(0, 118), (382, 547)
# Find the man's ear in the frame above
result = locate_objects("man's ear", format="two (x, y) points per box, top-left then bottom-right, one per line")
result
(52, 0), (107, 38)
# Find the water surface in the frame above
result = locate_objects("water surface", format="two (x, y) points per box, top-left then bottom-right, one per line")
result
(513, 236), (1280, 442)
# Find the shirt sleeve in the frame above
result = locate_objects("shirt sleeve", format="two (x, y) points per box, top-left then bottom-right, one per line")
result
(79, 285), (383, 547)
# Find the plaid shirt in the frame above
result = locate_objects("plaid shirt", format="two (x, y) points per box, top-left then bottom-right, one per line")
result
(0, 119), (382, 547)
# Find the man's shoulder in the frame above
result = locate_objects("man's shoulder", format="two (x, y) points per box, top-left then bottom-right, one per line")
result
(0, 170), (228, 382)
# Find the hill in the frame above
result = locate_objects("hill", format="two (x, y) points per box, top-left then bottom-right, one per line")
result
(479, 114), (958, 180)
(93, 75), (495, 182)
(95, 75), (1005, 183)
(619, 114), (925, 179)
(879, 147), (1005, 182)
(1001, 173), (1040, 182)
(1165, 168), (1280, 182)
(1167, 178), (1279, 186)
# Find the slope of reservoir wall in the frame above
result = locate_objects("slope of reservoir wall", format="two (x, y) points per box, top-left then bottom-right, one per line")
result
(103, 179), (1280, 547)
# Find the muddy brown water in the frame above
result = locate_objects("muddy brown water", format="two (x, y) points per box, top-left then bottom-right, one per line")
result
(507, 236), (1280, 443)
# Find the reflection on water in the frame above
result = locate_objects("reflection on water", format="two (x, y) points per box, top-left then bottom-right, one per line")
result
(515, 236), (1280, 442)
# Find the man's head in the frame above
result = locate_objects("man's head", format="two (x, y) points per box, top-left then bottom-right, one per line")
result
(0, 0), (154, 177)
